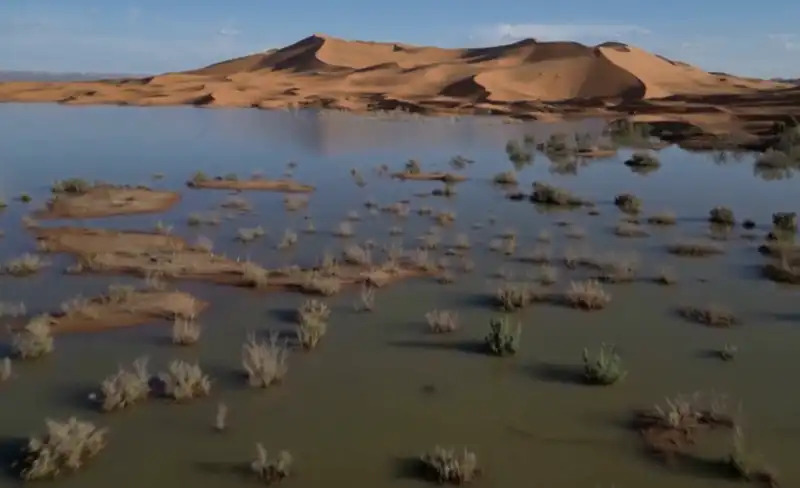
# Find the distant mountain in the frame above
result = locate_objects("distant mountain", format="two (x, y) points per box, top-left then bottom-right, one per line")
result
(771, 78), (800, 84)
(0, 70), (144, 82)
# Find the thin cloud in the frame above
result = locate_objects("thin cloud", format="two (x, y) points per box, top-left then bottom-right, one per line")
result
(217, 27), (240, 37)
(472, 23), (651, 45)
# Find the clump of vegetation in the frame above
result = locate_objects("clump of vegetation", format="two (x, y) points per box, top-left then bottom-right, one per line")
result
(772, 212), (797, 232)
(492, 171), (518, 185)
(172, 317), (201, 345)
(485, 316), (521, 356)
(242, 332), (289, 388)
(51, 178), (92, 194)
(11, 315), (54, 360)
(91, 357), (151, 412)
(717, 343), (739, 362)
(296, 299), (330, 350)
(646, 211), (677, 226)
(679, 304), (739, 327)
(564, 280), (611, 310)
(277, 229), (298, 249)
(624, 151), (660, 168)
(709, 206), (736, 225)
(14, 418), (108, 481)
(583, 344), (627, 385)
(530, 182), (585, 207)
(614, 222), (649, 238)
(725, 427), (780, 487)
(1, 357), (12, 382)
(419, 446), (480, 485)
(593, 252), (640, 283)
(355, 284), (376, 312)
(494, 283), (537, 311)
(425, 309), (458, 333)
(333, 221), (355, 238)
(236, 226), (266, 242)
(3, 253), (49, 276)
(614, 193), (641, 214)
(667, 239), (724, 257)
(654, 265), (678, 285)
(251, 444), (293, 484)
(214, 402), (228, 432)
(505, 138), (533, 165)
(157, 360), (211, 401)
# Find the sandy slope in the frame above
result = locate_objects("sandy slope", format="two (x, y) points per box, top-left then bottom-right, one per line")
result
(0, 33), (797, 139)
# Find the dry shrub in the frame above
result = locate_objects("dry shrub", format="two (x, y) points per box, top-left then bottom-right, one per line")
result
(419, 446), (480, 484)
(11, 315), (54, 360)
(614, 193), (641, 214)
(157, 360), (211, 401)
(679, 304), (739, 327)
(172, 317), (201, 345)
(251, 444), (293, 484)
(242, 332), (289, 388)
(15, 418), (108, 481)
(92, 357), (151, 412)
(425, 310), (458, 333)
(296, 299), (330, 349)
(3, 253), (49, 276)
(614, 222), (649, 238)
(646, 212), (677, 226)
(564, 280), (611, 310)
(654, 265), (678, 285)
(667, 239), (724, 257)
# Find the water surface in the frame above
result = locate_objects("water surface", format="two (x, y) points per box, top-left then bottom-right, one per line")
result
(0, 104), (798, 488)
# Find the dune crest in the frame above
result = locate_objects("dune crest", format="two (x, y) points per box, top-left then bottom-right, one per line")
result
(0, 33), (797, 139)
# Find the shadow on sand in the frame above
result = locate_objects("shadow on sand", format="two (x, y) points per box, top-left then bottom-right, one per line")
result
(0, 435), (25, 480)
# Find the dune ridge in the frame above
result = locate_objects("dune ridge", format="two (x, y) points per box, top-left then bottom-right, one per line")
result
(1, 33), (798, 140)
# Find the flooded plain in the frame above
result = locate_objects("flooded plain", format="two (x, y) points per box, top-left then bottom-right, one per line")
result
(0, 103), (799, 488)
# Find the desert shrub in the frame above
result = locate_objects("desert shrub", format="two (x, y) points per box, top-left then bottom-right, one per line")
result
(772, 212), (797, 232)
(646, 211), (677, 226)
(242, 332), (289, 388)
(654, 265), (678, 285)
(494, 283), (532, 311)
(343, 244), (371, 265)
(251, 444), (293, 483)
(15, 418), (108, 481)
(593, 253), (639, 283)
(236, 226), (266, 242)
(333, 221), (355, 238)
(709, 206), (735, 225)
(583, 344), (627, 385)
(301, 271), (342, 296)
(11, 315), (54, 360)
(492, 171), (518, 185)
(157, 360), (211, 401)
(485, 316), (521, 356)
(241, 261), (270, 289)
(92, 357), (151, 412)
(296, 299), (330, 349)
(564, 280), (611, 310)
(725, 427), (780, 486)
(718, 343), (739, 361)
(624, 151), (660, 167)
(530, 182), (584, 206)
(172, 317), (201, 345)
(356, 284), (376, 312)
(425, 310), (458, 333)
(679, 304), (739, 327)
(1, 357), (12, 382)
(51, 178), (91, 194)
(536, 264), (558, 285)
(214, 402), (228, 431)
(667, 239), (724, 257)
(505, 139), (533, 165)
(614, 222), (649, 238)
(277, 229), (298, 249)
(3, 253), (49, 276)
(405, 159), (422, 174)
(420, 446), (480, 485)
(614, 193), (641, 214)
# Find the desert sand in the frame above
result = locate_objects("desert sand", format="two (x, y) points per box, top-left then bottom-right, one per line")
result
(1, 34), (798, 145)
(33, 227), (440, 292)
(34, 184), (180, 219)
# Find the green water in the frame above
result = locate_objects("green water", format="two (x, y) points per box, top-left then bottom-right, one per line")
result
(0, 105), (799, 488)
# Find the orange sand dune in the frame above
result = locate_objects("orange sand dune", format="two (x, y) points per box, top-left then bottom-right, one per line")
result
(0, 33), (798, 140)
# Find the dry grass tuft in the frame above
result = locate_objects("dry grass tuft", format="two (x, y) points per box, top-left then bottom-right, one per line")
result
(679, 304), (739, 327)
(564, 280), (611, 310)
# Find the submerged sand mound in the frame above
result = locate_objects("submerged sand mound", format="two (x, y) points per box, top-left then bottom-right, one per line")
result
(50, 286), (206, 333)
(33, 227), (439, 293)
(0, 33), (796, 141)
(33, 184), (180, 219)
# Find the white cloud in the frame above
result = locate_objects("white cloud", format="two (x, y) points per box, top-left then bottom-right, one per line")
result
(472, 23), (651, 45)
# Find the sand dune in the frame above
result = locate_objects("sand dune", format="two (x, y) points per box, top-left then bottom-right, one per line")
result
(0, 33), (798, 140)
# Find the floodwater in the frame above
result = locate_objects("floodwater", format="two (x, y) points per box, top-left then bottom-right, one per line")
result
(0, 103), (799, 488)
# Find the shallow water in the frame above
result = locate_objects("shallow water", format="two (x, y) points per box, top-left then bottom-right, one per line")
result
(0, 104), (799, 488)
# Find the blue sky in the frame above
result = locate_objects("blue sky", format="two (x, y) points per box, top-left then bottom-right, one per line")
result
(2, 0), (799, 77)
